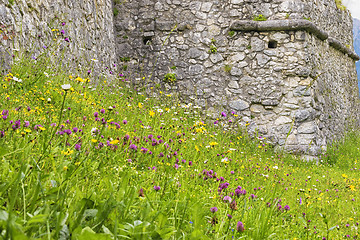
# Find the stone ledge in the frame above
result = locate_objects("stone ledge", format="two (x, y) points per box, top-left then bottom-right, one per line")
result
(230, 19), (360, 61)
(328, 37), (360, 61)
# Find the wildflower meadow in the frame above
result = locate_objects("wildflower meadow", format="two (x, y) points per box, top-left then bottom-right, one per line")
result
(1, 22), (360, 240)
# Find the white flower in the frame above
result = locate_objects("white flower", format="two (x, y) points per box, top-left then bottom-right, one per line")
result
(61, 84), (71, 90)
(91, 59), (98, 62)
(47, 98), (51, 102)
(44, 72), (49, 77)
(273, 166), (278, 169)
(157, 109), (163, 113)
(91, 127), (98, 136)
(13, 77), (22, 82)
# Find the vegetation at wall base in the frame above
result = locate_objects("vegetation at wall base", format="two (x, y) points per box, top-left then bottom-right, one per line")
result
(1, 36), (360, 240)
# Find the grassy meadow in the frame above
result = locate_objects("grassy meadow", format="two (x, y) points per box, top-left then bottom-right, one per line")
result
(1, 23), (360, 240)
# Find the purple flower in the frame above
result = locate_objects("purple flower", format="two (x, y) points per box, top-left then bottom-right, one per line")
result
(214, 120), (219, 124)
(100, 109), (105, 114)
(129, 144), (137, 151)
(75, 144), (81, 151)
(236, 221), (245, 232)
(284, 205), (290, 211)
(123, 119), (127, 124)
(210, 207), (218, 213)
(227, 214), (232, 219)
(73, 127), (78, 133)
(221, 112), (227, 117)
(64, 129), (72, 135)
(24, 121), (30, 127)
(61, 22), (66, 26)
(223, 196), (232, 203)
(154, 186), (161, 191)
(140, 147), (148, 153)
(64, 37), (69, 42)
(94, 112), (99, 117)
(189, 161), (193, 166)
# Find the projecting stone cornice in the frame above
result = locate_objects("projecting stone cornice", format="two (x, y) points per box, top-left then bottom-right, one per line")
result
(230, 19), (360, 61)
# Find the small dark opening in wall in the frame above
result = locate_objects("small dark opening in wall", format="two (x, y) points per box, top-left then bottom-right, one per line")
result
(143, 36), (152, 45)
(268, 40), (277, 49)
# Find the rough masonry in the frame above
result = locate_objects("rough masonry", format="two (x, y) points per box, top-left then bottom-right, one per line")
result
(0, 0), (116, 75)
(0, 0), (359, 156)
(114, 0), (360, 156)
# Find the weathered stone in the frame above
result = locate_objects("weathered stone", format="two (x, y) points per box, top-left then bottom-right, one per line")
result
(189, 65), (204, 75)
(275, 116), (292, 125)
(228, 81), (239, 89)
(201, 2), (213, 12)
(295, 110), (310, 122)
(251, 37), (265, 52)
(298, 122), (316, 134)
(256, 54), (270, 66)
(286, 134), (298, 145)
(230, 53), (246, 62)
(229, 99), (250, 111)
(250, 104), (264, 113)
(209, 53), (224, 63)
(262, 99), (279, 106)
(294, 86), (311, 97)
(188, 48), (202, 59)
(230, 67), (242, 76)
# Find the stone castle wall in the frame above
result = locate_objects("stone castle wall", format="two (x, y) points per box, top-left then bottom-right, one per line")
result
(0, 0), (115, 75)
(114, 0), (360, 155)
(0, 0), (359, 155)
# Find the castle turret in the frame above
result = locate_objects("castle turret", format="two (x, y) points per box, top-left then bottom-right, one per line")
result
(114, 0), (360, 156)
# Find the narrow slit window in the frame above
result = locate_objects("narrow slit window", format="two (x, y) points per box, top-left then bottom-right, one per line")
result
(268, 40), (278, 49)
(143, 36), (152, 45)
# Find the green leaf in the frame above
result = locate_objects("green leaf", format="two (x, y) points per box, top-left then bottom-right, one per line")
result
(75, 227), (112, 240)
(26, 214), (48, 225)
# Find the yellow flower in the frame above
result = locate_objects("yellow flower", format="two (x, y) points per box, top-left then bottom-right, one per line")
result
(62, 148), (74, 155)
(75, 77), (83, 82)
(63, 166), (68, 170)
(39, 127), (46, 131)
(91, 139), (98, 143)
(149, 110), (155, 117)
(138, 102), (143, 108)
(24, 129), (31, 133)
(209, 142), (218, 146)
(342, 174), (348, 178)
(110, 139), (119, 145)
(349, 185), (356, 191)
(195, 146), (200, 152)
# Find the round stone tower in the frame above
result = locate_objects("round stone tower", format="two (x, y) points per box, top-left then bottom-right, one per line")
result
(113, 0), (360, 156)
